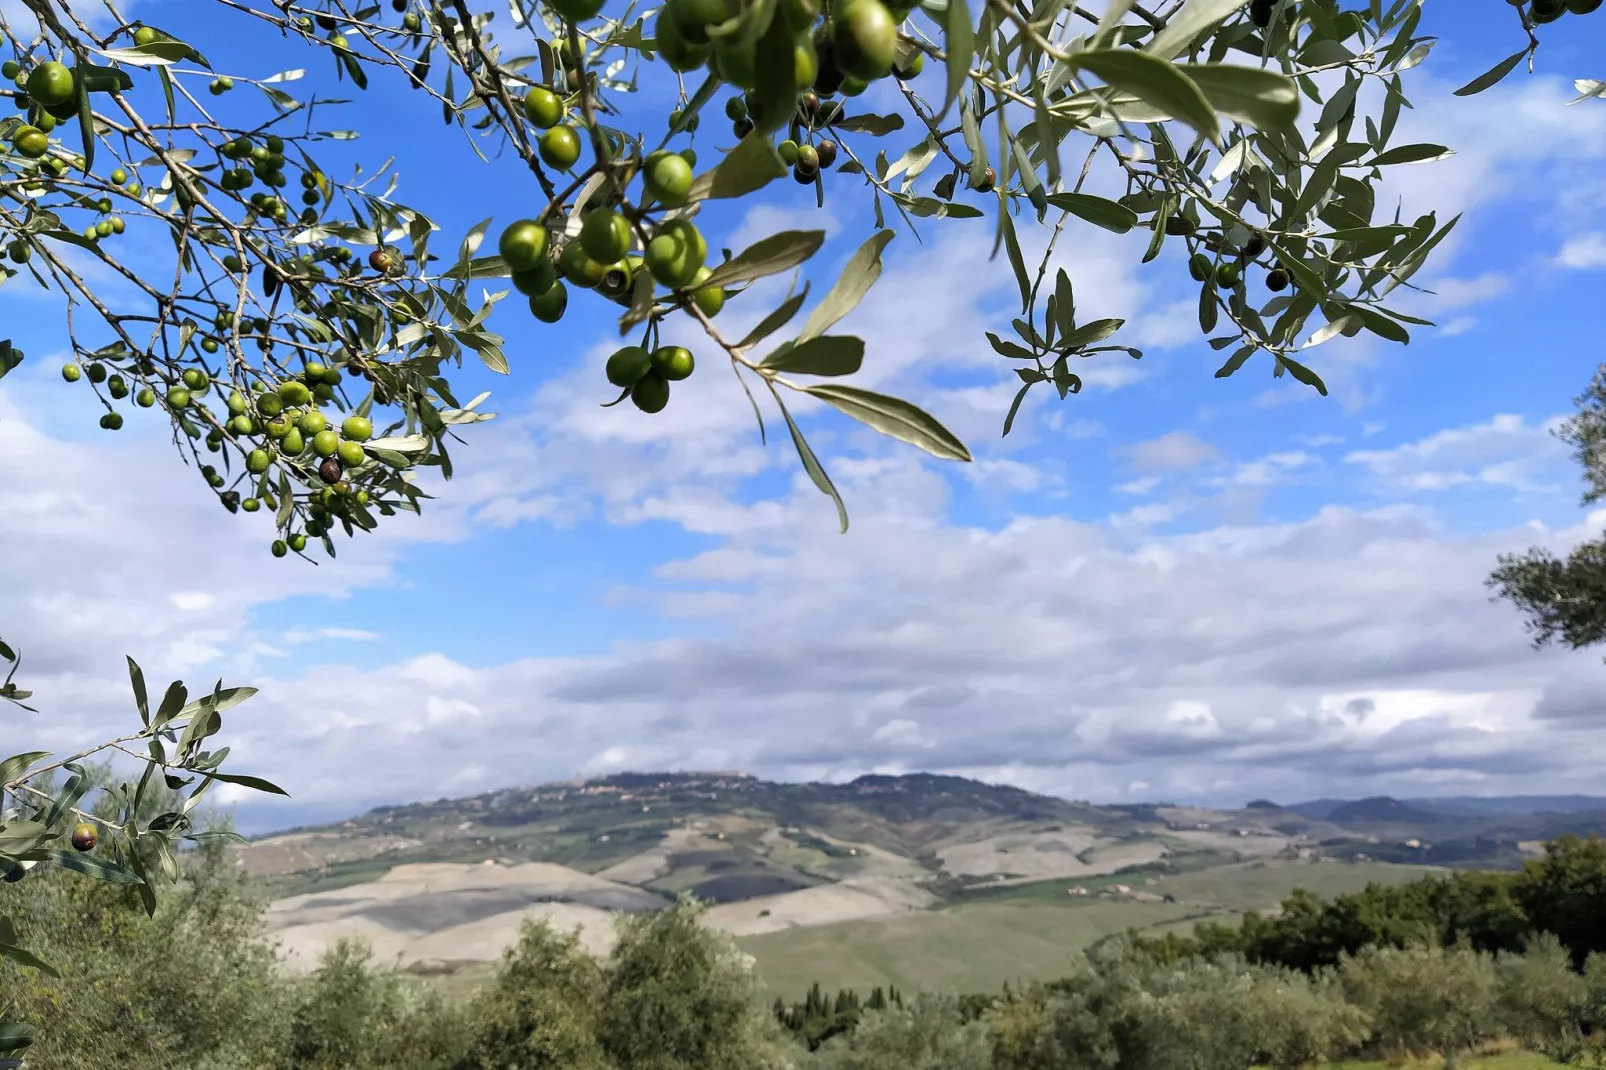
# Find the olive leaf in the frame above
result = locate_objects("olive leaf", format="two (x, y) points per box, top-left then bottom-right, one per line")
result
(1074, 50), (1219, 145)
(804, 385), (972, 462)
(739, 284), (811, 348)
(177, 685), (257, 720)
(943, 0), (974, 116)
(1145, 0), (1251, 61)
(777, 394), (848, 533)
(0, 1021), (33, 1056)
(687, 132), (788, 202)
(761, 336), (864, 376)
(833, 114), (904, 135)
(1454, 48), (1527, 97)
(750, 15), (799, 137)
(42, 764), (91, 830)
(700, 230), (825, 289)
(1179, 64), (1300, 130)
(0, 822), (48, 857)
(152, 681), (188, 728)
(1276, 354), (1328, 395)
(200, 771), (290, 796)
(1045, 193), (1137, 234)
(128, 656), (150, 726)
(799, 230), (895, 343)
(0, 944), (55, 976)
(1061, 318), (1125, 348)
(0, 752), (48, 788)
(28, 849), (144, 885)
(1366, 143), (1453, 166)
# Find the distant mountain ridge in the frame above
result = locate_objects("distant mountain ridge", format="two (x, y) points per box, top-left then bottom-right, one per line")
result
(1288, 795), (1606, 821)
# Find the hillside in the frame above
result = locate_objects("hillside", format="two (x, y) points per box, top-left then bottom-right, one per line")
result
(237, 773), (1606, 991)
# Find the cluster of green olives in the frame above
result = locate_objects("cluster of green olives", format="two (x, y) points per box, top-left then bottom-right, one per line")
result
(606, 343), (696, 412)
(1529, 0), (1600, 22)
(520, 85), (587, 171)
(4, 58), (78, 164)
(647, 0), (926, 184)
(1173, 222), (1290, 293)
(497, 143), (725, 322)
(62, 347), (385, 551)
(651, 0), (916, 91)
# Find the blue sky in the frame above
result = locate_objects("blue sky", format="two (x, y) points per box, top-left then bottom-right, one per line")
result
(5, 0), (1606, 834)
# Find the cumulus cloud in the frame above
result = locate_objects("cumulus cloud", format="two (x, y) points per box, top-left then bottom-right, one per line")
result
(1345, 414), (1571, 494)
(13, 354), (1600, 827)
(169, 494), (1606, 827)
(1558, 234), (1606, 270)
(1125, 430), (1219, 473)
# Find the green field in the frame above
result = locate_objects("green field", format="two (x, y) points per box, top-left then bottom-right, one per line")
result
(1160, 858), (1444, 909)
(739, 899), (1197, 999)
(1319, 1053), (1564, 1070)
(739, 859), (1442, 1000)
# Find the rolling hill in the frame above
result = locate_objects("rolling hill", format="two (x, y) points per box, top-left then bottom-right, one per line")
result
(235, 773), (1606, 996)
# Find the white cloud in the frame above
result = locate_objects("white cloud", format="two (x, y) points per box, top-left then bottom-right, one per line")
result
(1558, 233), (1606, 270)
(1125, 430), (1218, 473)
(135, 495), (1606, 828)
(1345, 414), (1569, 495)
(1214, 450), (1313, 488)
(284, 627), (382, 645)
(872, 718), (932, 748)
(1428, 273), (1512, 309)
(1045, 413), (1105, 439)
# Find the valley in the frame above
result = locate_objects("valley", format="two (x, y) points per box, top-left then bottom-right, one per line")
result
(234, 772), (1606, 997)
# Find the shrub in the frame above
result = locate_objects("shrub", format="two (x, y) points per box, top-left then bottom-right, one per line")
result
(0, 837), (288, 1070)
(598, 898), (781, 1070)
(1341, 944), (1500, 1065)
(460, 919), (611, 1070)
(1250, 967), (1372, 1070)
(1495, 934), (1589, 1061)
(280, 938), (468, 1070)
(809, 997), (992, 1070)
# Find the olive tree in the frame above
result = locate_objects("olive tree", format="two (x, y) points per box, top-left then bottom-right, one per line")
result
(2, 0), (1598, 1061)
(0, 644), (285, 1067)
(4, 0), (1572, 543)
(1491, 366), (1606, 656)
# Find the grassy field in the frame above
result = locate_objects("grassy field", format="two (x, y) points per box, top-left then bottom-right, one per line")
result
(1320, 1053), (1565, 1069)
(739, 899), (1197, 999)
(1160, 858), (1443, 910)
(739, 859), (1441, 1000)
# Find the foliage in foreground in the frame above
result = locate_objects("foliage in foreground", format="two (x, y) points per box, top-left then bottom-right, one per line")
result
(1127, 836), (1606, 973)
(4, 0), (1589, 554)
(11, 838), (1606, 1070)
(1492, 366), (1606, 655)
